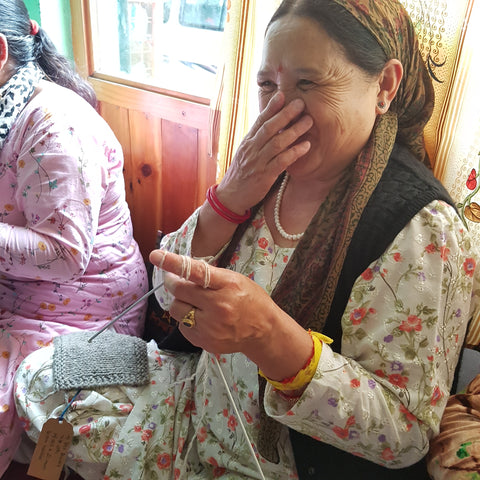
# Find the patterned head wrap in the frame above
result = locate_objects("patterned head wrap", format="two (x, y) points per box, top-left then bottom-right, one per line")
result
(335, 0), (434, 164)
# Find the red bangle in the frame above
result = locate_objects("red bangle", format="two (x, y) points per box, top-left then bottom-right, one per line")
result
(275, 389), (304, 403)
(279, 334), (315, 385)
(206, 185), (251, 224)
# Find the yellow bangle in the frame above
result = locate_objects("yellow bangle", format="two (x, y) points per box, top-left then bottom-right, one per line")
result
(259, 330), (332, 392)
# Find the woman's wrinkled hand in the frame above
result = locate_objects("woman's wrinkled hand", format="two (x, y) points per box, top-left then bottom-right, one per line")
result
(149, 249), (281, 357)
(216, 91), (313, 214)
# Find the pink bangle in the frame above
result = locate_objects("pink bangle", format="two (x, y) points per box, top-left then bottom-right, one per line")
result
(206, 185), (251, 224)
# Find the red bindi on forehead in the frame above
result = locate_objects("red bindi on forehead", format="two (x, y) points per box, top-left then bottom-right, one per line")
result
(277, 64), (283, 73)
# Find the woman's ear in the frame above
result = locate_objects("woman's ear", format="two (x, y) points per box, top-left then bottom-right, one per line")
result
(0, 34), (9, 71)
(0, 34), (14, 87)
(376, 59), (403, 114)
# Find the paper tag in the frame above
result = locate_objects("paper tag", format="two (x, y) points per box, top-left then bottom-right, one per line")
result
(27, 418), (74, 480)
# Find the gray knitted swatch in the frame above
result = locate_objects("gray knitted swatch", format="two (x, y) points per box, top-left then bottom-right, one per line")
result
(53, 331), (149, 391)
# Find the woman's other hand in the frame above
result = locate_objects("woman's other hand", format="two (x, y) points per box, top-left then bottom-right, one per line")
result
(217, 91), (313, 215)
(192, 92), (312, 258)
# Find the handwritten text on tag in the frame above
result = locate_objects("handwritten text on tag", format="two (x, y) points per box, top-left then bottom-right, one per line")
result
(27, 418), (73, 480)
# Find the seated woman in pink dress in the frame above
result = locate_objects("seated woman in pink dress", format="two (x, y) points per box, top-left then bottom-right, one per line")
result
(0, 0), (148, 475)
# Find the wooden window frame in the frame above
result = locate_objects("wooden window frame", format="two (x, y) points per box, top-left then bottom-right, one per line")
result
(70, 0), (214, 108)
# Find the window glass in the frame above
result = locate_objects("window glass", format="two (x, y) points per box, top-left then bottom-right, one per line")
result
(180, 0), (227, 31)
(163, 0), (172, 22)
(89, 0), (226, 99)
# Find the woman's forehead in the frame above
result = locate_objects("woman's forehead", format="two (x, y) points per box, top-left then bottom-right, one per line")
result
(261, 17), (346, 71)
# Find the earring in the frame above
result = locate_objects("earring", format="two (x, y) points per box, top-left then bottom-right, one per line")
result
(377, 100), (386, 110)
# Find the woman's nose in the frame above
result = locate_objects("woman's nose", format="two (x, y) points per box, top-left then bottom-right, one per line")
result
(278, 85), (300, 105)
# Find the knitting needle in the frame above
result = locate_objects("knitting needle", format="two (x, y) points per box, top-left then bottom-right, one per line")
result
(88, 282), (164, 343)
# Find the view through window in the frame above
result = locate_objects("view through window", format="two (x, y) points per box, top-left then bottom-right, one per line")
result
(89, 0), (227, 99)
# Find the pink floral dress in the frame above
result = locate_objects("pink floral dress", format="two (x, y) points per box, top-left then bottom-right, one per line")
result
(0, 81), (148, 476)
(14, 201), (479, 479)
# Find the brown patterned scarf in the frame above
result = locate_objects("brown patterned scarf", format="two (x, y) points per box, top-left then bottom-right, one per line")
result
(218, 0), (435, 463)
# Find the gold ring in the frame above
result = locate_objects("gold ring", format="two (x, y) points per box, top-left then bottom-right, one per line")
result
(181, 307), (196, 328)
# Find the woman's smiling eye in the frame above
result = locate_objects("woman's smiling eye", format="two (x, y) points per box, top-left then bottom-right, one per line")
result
(298, 79), (315, 89)
(258, 80), (276, 92)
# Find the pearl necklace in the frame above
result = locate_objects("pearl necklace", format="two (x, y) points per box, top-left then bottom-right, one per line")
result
(274, 173), (305, 241)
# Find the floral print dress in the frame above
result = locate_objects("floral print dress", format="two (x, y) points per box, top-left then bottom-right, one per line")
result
(14, 200), (479, 479)
(0, 81), (148, 476)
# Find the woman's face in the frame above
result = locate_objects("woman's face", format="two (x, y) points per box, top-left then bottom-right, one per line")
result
(258, 16), (381, 181)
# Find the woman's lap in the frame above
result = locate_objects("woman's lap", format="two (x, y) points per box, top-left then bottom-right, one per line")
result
(14, 342), (201, 479)
(14, 345), (129, 479)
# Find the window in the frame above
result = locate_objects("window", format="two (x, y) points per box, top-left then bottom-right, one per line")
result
(180, 0), (227, 30)
(88, 0), (227, 100)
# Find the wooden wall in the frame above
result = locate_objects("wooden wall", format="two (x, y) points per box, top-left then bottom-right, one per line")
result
(92, 78), (217, 261)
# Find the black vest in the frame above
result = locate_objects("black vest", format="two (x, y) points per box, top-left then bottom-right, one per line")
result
(291, 144), (456, 479)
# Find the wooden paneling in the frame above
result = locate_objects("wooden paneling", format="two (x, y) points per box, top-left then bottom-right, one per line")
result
(161, 120), (199, 234)
(90, 78), (210, 130)
(127, 109), (163, 257)
(96, 82), (216, 260)
(98, 93), (215, 260)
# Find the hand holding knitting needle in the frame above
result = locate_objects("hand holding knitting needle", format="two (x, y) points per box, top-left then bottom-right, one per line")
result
(150, 249), (270, 480)
(149, 249), (313, 382)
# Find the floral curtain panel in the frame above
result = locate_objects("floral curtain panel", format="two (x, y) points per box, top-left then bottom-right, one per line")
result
(401, 0), (480, 343)
(215, 0), (480, 339)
